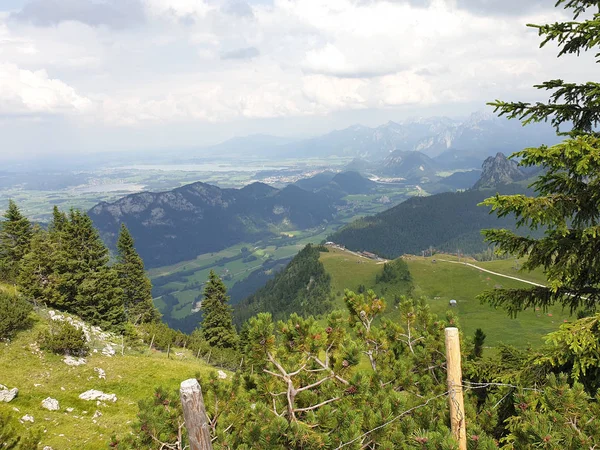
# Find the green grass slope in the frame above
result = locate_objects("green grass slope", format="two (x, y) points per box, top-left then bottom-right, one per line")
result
(320, 248), (572, 349)
(0, 314), (217, 450)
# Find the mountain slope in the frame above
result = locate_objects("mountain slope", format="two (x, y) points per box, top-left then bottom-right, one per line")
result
(473, 152), (526, 189)
(234, 244), (332, 325)
(89, 181), (334, 268)
(378, 150), (439, 180)
(328, 184), (532, 258)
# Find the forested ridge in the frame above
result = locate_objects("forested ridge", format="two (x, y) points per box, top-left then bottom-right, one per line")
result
(328, 184), (534, 258)
(233, 244), (333, 325)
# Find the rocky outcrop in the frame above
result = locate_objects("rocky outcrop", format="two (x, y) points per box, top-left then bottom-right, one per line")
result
(63, 356), (87, 366)
(41, 397), (60, 411)
(79, 390), (117, 403)
(0, 386), (18, 403)
(473, 152), (526, 189)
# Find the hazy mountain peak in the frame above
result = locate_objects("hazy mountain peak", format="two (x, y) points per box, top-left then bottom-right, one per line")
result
(473, 152), (525, 189)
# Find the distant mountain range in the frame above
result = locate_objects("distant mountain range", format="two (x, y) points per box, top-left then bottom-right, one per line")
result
(196, 112), (559, 166)
(89, 181), (334, 268)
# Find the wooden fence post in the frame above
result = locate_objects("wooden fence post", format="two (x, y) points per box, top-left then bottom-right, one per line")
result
(445, 327), (467, 450)
(180, 378), (213, 450)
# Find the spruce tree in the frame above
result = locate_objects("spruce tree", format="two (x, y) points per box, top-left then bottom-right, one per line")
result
(479, 1), (600, 314)
(199, 270), (237, 348)
(116, 224), (160, 324)
(0, 200), (32, 282)
(75, 266), (125, 331)
(59, 210), (111, 311)
(18, 226), (65, 307)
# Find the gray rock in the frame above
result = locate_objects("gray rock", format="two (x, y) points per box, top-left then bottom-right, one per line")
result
(63, 356), (87, 366)
(101, 345), (116, 357)
(0, 387), (18, 403)
(78, 390), (117, 403)
(21, 414), (34, 423)
(41, 397), (60, 411)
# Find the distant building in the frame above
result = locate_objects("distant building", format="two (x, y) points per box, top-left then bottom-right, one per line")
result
(449, 299), (458, 307)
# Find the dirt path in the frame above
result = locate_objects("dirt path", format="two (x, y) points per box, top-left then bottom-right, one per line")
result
(437, 259), (546, 288)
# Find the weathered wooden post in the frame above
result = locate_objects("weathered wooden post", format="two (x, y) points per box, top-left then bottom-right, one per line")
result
(445, 327), (467, 450)
(180, 378), (213, 450)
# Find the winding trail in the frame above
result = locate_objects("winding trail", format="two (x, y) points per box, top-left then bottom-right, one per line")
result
(436, 259), (546, 288)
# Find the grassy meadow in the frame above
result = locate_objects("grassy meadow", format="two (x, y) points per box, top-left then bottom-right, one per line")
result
(320, 249), (572, 349)
(0, 314), (217, 450)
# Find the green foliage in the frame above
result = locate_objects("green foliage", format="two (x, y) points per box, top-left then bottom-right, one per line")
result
(200, 271), (238, 348)
(116, 224), (161, 324)
(18, 207), (126, 331)
(0, 200), (32, 282)
(536, 314), (600, 395)
(0, 411), (39, 450)
(39, 321), (89, 356)
(502, 374), (600, 449)
(137, 321), (188, 351)
(235, 244), (333, 325)
(123, 298), (505, 449)
(480, 1), (600, 316)
(0, 291), (32, 340)
(376, 258), (412, 284)
(471, 328), (486, 360)
(329, 185), (531, 260)
(111, 386), (185, 450)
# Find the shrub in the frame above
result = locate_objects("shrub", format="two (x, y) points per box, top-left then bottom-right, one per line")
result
(0, 291), (33, 340)
(39, 321), (89, 356)
(0, 411), (40, 449)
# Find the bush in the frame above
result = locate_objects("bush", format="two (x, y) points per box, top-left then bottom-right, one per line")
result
(0, 411), (40, 449)
(39, 321), (89, 356)
(0, 291), (33, 340)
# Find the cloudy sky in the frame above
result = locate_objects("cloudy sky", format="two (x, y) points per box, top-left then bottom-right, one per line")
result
(0, 0), (594, 159)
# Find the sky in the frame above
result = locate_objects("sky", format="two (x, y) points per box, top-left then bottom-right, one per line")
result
(0, 0), (596, 159)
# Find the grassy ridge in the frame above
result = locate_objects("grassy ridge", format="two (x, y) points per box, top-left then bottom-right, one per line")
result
(320, 249), (572, 349)
(407, 256), (571, 348)
(0, 315), (216, 450)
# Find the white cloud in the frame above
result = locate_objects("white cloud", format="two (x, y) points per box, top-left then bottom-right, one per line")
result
(0, 0), (595, 153)
(0, 63), (93, 116)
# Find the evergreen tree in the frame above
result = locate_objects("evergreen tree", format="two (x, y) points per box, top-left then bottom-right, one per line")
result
(18, 226), (65, 307)
(115, 224), (160, 324)
(50, 205), (68, 234)
(479, 1), (600, 314)
(75, 266), (125, 331)
(59, 209), (111, 312)
(471, 328), (486, 360)
(0, 200), (32, 282)
(19, 208), (125, 330)
(200, 271), (237, 348)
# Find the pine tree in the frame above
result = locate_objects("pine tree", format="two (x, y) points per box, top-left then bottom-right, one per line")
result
(199, 270), (237, 348)
(115, 224), (160, 324)
(0, 200), (32, 282)
(479, 1), (600, 314)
